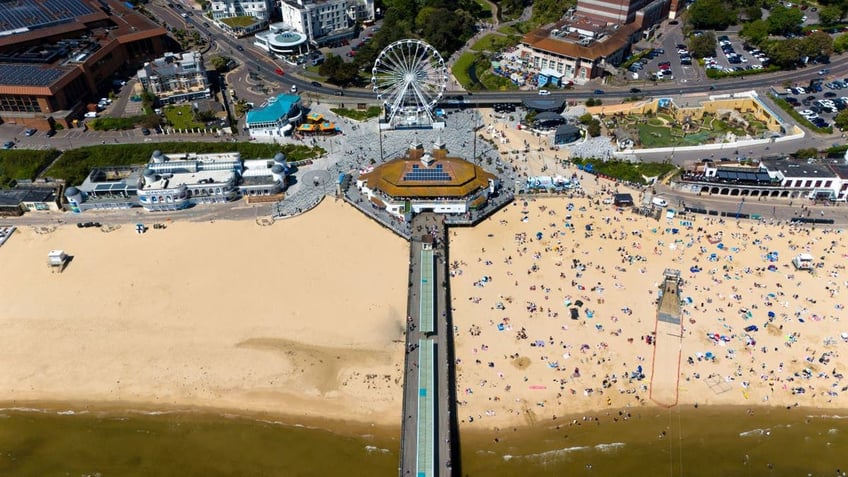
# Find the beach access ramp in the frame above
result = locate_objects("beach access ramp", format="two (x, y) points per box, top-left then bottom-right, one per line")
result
(650, 269), (683, 407)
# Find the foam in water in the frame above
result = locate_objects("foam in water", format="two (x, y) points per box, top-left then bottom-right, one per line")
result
(739, 428), (770, 437)
(504, 442), (625, 461)
(364, 445), (390, 454)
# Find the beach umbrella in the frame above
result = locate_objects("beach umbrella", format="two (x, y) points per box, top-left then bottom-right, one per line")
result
(536, 232), (543, 240)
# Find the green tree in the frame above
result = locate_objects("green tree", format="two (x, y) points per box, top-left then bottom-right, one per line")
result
(834, 33), (848, 53)
(794, 147), (819, 158)
(804, 30), (834, 57)
(743, 5), (763, 21)
(531, 0), (571, 24)
(209, 55), (232, 72)
(835, 109), (848, 130)
(586, 120), (601, 137)
(416, 8), (476, 53)
(818, 5), (843, 25)
(740, 19), (770, 44)
(764, 38), (804, 67)
(688, 0), (736, 30)
(688, 31), (717, 58)
(767, 4), (803, 35)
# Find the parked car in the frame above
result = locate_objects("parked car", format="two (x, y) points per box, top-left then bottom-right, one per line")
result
(2, 140), (14, 149)
(141, 127), (151, 136)
(45, 129), (56, 137)
(24, 128), (37, 136)
(538, 89), (550, 96)
(334, 90), (344, 96)
(311, 81), (322, 87)
(593, 89), (605, 95)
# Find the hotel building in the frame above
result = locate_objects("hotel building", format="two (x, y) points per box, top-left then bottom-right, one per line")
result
(137, 51), (211, 104)
(279, 0), (375, 45)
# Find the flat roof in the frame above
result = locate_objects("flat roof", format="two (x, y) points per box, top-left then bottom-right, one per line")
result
(0, 188), (55, 206)
(144, 169), (234, 191)
(761, 158), (836, 178)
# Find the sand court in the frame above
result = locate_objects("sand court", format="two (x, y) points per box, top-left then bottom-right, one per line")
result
(0, 200), (409, 424)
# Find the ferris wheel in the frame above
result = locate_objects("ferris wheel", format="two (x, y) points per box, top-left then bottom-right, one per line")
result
(371, 39), (448, 126)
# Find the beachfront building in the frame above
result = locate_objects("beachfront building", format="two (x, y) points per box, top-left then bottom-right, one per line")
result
(137, 52), (211, 104)
(355, 143), (498, 220)
(210, 0), (272, 37)
(679, 156), (848, 201)
(253, 24), (310, 57)
(0, 0), (167, 129)
(279, 0), (376, 46)
(70, 150), (290, 212)
(516, 0), (671, 83)
(246, 94), (304, 138)
(0, 185), (61, 216)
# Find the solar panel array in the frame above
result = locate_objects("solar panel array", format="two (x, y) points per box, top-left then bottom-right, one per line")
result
(0, 0), (94, 31)
(0, 64), (64, 86)
(403, 164), (452, 182)
(715, 169), (772, 184)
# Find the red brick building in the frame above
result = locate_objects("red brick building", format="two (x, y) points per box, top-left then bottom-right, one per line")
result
(0, 0), (167, 129)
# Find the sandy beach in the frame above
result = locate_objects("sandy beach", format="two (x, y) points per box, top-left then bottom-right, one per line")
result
(450, 196), (848, 429)
(0, 200), (409, 425)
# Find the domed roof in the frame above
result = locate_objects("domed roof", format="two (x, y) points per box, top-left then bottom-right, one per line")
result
(274, 152), (286, 162)
(64, 186), (79, 196)
(152, 150), (162, 158)
(271, 164), (285, 174)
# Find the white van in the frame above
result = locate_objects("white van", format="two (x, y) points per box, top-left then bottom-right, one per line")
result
(652, 197), (668, 207)
(84, 111), (98, 118)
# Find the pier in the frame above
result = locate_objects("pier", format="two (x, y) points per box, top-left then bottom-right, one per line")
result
(400, 213), (458, 477)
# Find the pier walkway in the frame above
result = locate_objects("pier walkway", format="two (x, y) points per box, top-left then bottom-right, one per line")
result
(650, 269), (684, 407)
(400, 213), (456, 477)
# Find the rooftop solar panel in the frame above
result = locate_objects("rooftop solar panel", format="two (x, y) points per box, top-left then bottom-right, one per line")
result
(0, 64), (65, 86)
(0, 0), (94, 32)
(403, 164), (453, 182)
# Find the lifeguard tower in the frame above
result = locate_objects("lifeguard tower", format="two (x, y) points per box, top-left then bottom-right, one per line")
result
(47, 250), (70, 273)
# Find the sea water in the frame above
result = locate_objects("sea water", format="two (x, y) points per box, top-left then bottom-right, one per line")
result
(0, 406), (845, 476)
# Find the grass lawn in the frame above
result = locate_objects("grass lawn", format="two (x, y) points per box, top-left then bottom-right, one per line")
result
(470, 33), (519, 52)
(330, 106), (382, 121)
(452, 52), (479, 90)
(0, 149), (60, 186)
(220, 16), (257, 28)
(497, 21), (534, 35)
(164, 105), (205, 130)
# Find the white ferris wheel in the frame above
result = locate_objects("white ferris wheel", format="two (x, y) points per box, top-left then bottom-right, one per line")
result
(371, 39), (448, 127)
